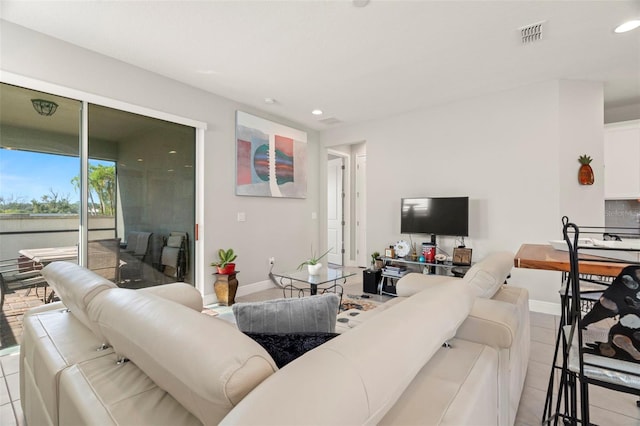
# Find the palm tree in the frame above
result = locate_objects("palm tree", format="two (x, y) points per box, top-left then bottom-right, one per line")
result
(71, 163), (116, 216)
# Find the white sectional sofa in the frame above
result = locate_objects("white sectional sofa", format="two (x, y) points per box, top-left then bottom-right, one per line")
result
(20, 252), (528, 425)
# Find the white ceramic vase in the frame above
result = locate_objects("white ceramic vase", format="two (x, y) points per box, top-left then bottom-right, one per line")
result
(307, 263), (322, 275)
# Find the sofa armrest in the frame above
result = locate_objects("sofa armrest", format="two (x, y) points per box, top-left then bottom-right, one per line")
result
(455, 297), (519, 349)
(138, 283), (203, 312)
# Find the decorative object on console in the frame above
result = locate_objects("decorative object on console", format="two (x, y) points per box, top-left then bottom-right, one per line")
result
(385, 245), (395, 258)
(297, 246), (332, 275)
(453, 247), (473, 266)
(211, 248), (237, 274)
(394, 240), (410, 258)
(236, 111), (308, 198)
(410, 241), (418, 261)
(578, 154), (595, 185)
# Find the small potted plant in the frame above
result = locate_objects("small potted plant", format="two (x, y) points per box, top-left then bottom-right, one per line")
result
(370, 251), (381, 270)
(298, 246), (332, 275)
(211, 248), (237, 275)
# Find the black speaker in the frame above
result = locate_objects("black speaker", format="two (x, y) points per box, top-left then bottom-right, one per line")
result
(363, 269), (381, 294)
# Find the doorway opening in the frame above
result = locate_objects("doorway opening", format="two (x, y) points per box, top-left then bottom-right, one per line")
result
(326, 142), (367, 268)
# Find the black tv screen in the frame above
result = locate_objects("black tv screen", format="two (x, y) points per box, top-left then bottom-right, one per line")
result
(401, 197), (469, 237)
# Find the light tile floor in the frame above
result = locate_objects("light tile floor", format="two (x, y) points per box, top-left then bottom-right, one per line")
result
(2, 270), (639, 425)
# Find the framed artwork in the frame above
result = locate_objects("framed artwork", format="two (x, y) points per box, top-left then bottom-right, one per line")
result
(235, 111), (308, 198)
(452, 247), (473, 266)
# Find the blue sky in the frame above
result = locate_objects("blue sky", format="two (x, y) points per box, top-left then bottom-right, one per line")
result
(0, 149), (110, 204)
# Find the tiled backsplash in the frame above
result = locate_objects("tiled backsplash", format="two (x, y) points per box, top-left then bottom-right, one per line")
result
(605, 199), (640, 236)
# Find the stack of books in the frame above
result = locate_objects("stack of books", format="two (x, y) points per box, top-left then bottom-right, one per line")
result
(382, 264), (408, 278)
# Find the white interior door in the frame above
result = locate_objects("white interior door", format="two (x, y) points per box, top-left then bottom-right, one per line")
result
(356, 155), (367, 267)
(327, 157), (344, 265)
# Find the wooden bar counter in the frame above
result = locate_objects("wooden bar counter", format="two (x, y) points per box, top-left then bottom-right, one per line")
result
(514, 243), (630, 277)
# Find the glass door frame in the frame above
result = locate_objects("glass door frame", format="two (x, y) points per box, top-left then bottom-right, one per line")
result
(0, 71), (208, 293)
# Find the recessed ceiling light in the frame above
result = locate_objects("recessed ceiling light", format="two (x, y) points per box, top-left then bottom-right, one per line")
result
(264, 98), (276, 105)
(168, 169), (174, 172)
(169, 150), (177, 154)
(615, 20), (640, 33)
(137, 158), (143, 162)
(312, 109), (323, 115)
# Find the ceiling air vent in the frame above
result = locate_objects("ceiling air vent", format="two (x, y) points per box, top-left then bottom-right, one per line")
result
(318, 117), (342, 125)
(520, 21), (545, 44)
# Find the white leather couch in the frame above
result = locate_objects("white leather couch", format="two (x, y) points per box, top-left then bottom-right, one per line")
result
(21, 252), (528, 426)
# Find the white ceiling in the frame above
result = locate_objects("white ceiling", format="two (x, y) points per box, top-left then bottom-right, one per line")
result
(2, 0), (639, 130)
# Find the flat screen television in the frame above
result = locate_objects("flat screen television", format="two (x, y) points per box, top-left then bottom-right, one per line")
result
(401, 196), (469, 237)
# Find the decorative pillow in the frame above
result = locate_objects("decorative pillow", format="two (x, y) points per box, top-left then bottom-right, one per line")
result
(244, 332), (339, 368)
(582, 266), (640, 363)
(463, 251), (514, 298)
(232, 293), (340, 333)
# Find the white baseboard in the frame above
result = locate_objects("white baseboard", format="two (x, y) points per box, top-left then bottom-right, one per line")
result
(205, 284), (563, 316)
(202, 294), (217, 306)
(236, 279), (277, 297)
(203, 279), (277, 306)
(529, 299), (561, 316)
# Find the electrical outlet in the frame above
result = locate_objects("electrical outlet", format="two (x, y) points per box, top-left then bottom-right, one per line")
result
(269, 257), (275, 265)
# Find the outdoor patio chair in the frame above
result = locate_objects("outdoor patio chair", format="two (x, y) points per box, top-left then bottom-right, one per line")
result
(0, 257), (46, 310)
(88, 238), (121, 283)
(161, 232), (188, 282)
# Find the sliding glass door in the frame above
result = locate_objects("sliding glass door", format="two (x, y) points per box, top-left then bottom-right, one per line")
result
(0, 82), (196, 350)
(88, 104), (195, 287)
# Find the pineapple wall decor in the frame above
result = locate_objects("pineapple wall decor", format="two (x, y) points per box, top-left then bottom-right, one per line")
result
(578, 155), (594, 185)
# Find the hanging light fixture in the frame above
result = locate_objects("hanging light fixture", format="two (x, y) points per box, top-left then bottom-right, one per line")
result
(31, 99), (58, 116)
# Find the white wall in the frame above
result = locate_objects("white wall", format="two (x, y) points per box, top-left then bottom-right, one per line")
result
(0, 21), (322, 298)
(321, 80), (605, 305)
(605, 101), (640, 124)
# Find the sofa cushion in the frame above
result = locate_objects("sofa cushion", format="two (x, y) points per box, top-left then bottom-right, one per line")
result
(463, 251), (514, 298)
(379, 338), (499, 425)
(40, 261), (116, 343)
(244, 332), (339, 368)
(87, 288), (277, 425)
(59, 355), (201, 426)
(232, 293), (339, 333)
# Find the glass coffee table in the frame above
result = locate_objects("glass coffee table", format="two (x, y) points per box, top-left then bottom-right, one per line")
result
(271, 268), (355, 300)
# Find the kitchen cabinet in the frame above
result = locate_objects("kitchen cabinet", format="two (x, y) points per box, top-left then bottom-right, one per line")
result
(604, 120), (640, 200)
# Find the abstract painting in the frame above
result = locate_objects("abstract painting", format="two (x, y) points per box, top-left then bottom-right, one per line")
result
(236, 111), (307, 198)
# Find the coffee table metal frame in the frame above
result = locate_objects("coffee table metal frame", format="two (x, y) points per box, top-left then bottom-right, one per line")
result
(271, 268), (355, 309)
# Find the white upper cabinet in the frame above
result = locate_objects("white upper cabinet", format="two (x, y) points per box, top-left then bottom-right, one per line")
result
(604, 120), (640, 200)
